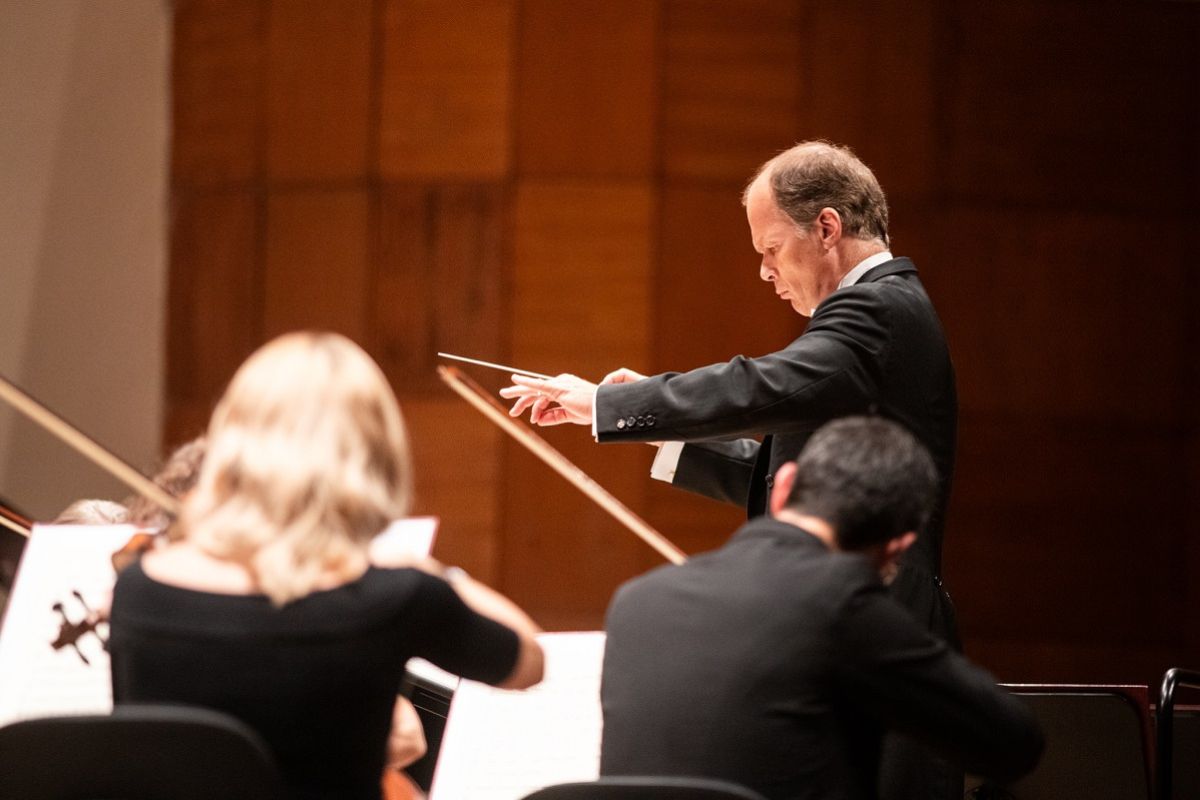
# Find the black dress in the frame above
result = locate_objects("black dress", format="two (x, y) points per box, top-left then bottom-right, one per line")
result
(109, 562), (519, 800)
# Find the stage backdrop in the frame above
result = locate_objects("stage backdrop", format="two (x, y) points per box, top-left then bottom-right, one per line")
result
(167, 0), (1200, 688)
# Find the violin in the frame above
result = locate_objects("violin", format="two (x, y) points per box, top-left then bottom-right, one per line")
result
(110, 531), (163, 573)
(0, 502), (32, 538)
(0, 375), (183, 672)
(50, 590), (106, 665)
(0, 373), (180, 517)
(381, 768), (425, 800)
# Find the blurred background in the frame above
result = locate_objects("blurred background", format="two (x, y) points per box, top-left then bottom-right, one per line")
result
(1, 0), (1197, 689)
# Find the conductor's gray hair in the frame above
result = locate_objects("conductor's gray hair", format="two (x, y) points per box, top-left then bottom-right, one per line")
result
(744, 141), (890, 247)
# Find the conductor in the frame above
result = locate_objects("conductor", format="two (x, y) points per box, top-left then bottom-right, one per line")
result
(502, 140), (960, 799)
(501, 140), (956, 642)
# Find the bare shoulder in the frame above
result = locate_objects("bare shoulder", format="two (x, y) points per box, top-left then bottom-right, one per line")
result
(140, 543), (257, 595)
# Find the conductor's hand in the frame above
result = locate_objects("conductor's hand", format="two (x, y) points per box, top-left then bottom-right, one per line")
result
(600, 367), (649, 385)
(500, 374), (597, 426)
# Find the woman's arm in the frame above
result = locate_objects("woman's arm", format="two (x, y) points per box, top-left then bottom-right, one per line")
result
(438, 565), (544, 689)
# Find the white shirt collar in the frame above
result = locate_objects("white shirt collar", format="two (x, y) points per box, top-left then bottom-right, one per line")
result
(837, 250), (894, 290)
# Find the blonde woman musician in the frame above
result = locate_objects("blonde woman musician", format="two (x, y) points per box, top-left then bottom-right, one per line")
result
(108, 332), (544, 800)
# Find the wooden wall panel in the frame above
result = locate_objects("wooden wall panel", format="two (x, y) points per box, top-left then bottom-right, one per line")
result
(379, 0), (514, 179)
(506, 181), (656, 624)
(661, 0), (800, 182)
(265, 0), (372, 181)
(926, 209), (1188, 425)
(900, 198), (1196, 681)
(511, 182), (653, 376)
(657, 185), (802, 371)
(167, 190), (261, 444)
(1189, 217), (1200, 664)
(946, 417), (1186, 643)
(800, 0), (937, 200)
(402, 398), (502, 584)
(516, 0), (658, 178)
(264, 190), (370, 341)
(374, 184), (506, 394)
(172, 0), (263, 187)
(1189, 420), (1200, 663)
(941, 2), (1197, 212)
(167, 1), (1200, 675)
(645, 479), (744, 561)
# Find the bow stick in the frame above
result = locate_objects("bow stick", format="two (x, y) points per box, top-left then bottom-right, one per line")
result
(437, 365), (686, 565)
(437, 352), (552, 381)
(0, 503), (31, 538)
(0, 373), (180, 516)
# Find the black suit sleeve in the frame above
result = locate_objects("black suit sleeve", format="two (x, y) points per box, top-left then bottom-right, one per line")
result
(671, 439), (759, 506)
(833, 582), (1044, 784)
(595, 286), (892, 443)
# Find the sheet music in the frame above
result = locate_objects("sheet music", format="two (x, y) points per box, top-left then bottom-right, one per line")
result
(407, 657), (460, 695)
(430, 631), (606, 800)
(369, 515), (438, 565)
(0, 524), (132, 726)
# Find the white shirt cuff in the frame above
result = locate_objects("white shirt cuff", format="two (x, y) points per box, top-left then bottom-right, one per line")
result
(650, 441), (685, 483)
(591, 386), (600, 440)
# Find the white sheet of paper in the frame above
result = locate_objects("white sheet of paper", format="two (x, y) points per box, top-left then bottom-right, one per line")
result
(369, 516), (438, 565)
(407, 657), (460, 695)
(0, 524), (133, 727)
(430, 631), (606, 800)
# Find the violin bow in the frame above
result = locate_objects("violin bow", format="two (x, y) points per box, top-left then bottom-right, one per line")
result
(0, 502), (32, 538)
(437, 365), (687, 565)
(0, 373), (180, 517)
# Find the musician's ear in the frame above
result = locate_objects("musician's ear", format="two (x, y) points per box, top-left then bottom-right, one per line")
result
(885, 531), (917, 561)
(769, 461), (798, 517)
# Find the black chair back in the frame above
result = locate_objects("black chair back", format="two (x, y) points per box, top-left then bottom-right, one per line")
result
(969, 685), (1151, 800)
(0, 703), (285, 800)
(522, 776), (769, 800)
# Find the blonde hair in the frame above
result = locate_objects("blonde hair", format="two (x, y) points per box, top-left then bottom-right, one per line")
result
(180, 332), (412, 605)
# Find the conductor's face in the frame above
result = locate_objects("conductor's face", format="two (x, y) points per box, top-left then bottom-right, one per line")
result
(746, 179), (827, 317)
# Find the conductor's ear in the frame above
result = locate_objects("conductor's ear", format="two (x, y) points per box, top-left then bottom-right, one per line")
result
(885, 531), (917, 562)
(769, 461), (799, 517)
(815, 207), (843, 248)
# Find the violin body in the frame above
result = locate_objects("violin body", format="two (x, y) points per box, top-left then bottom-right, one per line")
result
(382, 769), (425, 800)
(110, 531), (161, 573)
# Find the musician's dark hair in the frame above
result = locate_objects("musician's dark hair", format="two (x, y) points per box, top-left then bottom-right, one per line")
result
(784, 416), (936, 550)
(125, 436), (206, 534)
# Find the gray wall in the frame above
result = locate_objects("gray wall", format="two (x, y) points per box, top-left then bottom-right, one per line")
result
(0, 0), (169, 520)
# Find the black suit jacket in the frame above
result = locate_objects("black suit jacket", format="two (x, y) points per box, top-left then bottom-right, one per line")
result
(600, 517), (1041, 800)
(594, 258), (957, 639)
